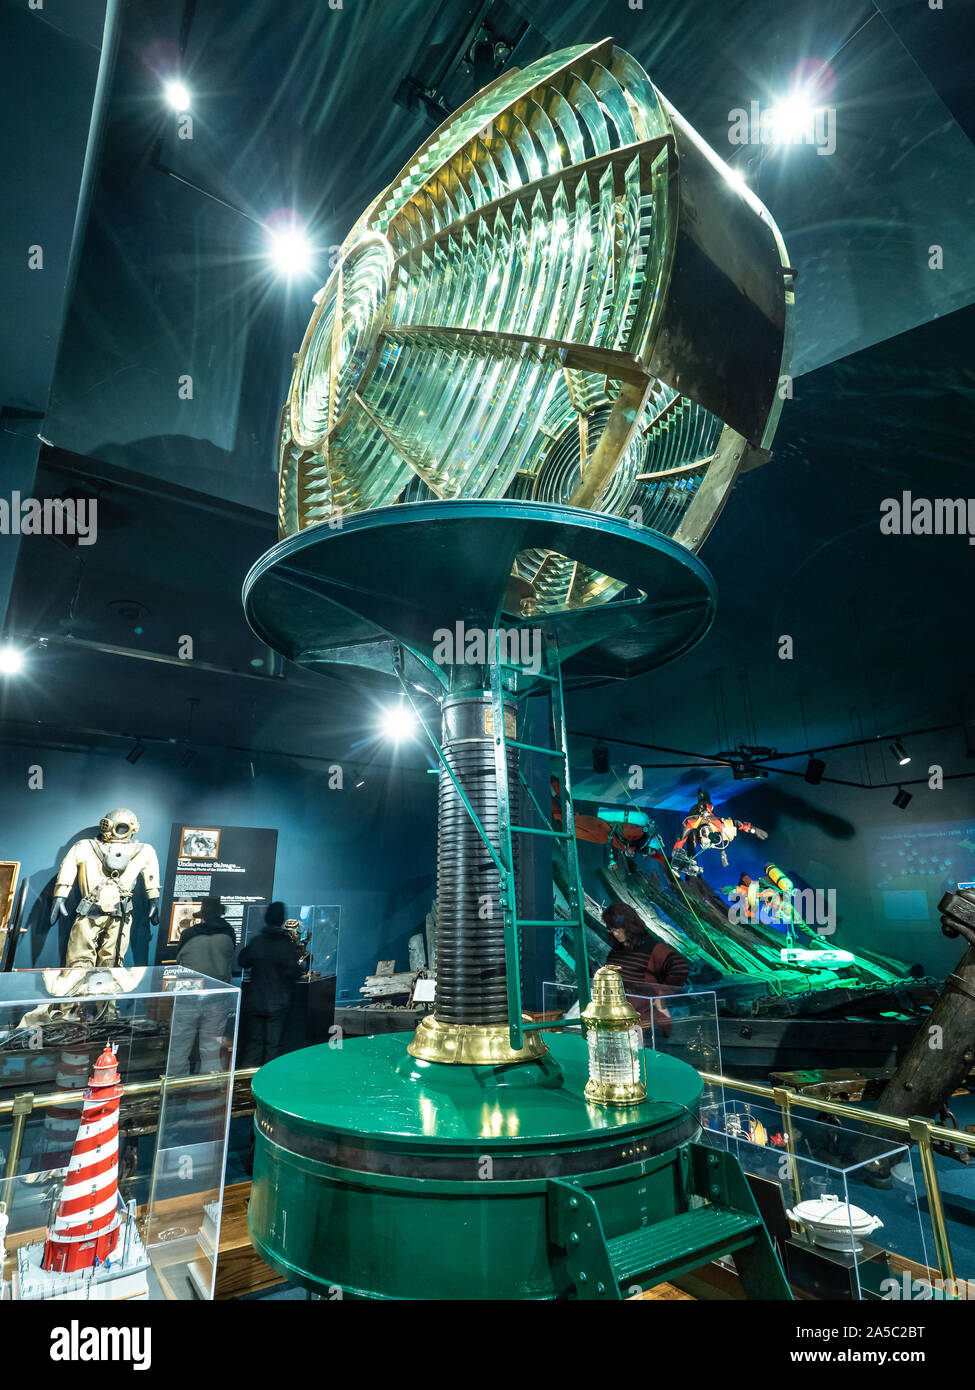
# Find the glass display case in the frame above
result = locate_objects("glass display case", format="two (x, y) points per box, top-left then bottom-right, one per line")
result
(701, 1097), (930, 1299)
(541, 983), (724, 1099)
(640, 988), (724, 1119)
(295, 903), (340, 978)
(540, 979), (934, 1300)
(541, 980), (581, 1030)
(241, 902), (339, 978)
(0, 966), (238, 1302)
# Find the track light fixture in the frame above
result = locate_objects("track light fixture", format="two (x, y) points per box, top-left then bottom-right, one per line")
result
(890, 739), (910, 766)
(126, 741), (145, 764)
(804, 755), (826, 785)
(592, 742), (610, 774)
(732, 758), (768, 781)
(893, 787), (912, 809)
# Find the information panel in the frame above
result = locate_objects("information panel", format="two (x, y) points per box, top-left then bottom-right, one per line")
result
(158, 823), (278, 960)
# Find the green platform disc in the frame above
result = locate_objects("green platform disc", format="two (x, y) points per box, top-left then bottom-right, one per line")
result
(252, 1030), (702, 1156)
(243, 500), (716, 689)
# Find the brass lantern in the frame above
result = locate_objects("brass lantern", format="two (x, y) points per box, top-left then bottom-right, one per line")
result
(581, 966), (647, 1106)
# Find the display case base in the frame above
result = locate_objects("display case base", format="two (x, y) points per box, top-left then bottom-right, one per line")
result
(14, 1227), (150, 1302)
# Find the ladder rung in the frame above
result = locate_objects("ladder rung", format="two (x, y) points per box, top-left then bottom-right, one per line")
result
(497, 664), (557, 681)
(519, 919), (584, 929)
(521, 1018), (577, 1032)
(508, 739), (565, 758)
(509, 825), (571, 839)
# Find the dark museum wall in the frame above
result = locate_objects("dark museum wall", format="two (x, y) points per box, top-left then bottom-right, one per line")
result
(0, 740), (437, 1001)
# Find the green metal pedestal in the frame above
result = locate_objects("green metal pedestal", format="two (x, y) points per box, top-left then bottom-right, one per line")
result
(248, 1033), (791, 1300)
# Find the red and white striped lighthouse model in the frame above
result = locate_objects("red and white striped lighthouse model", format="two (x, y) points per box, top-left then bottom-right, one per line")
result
(42, 1044), (123, 1275)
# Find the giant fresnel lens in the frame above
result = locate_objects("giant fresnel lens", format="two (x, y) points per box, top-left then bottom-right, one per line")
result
(244, 37), (795, 1301)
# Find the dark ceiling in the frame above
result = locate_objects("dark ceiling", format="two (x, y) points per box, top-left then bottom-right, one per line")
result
(1, 0), (974, 808)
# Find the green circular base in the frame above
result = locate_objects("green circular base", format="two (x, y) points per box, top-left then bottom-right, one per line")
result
(249, 1032), (703, 1299)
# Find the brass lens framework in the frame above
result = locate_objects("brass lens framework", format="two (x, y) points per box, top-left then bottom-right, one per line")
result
(277, 39), (793, 617)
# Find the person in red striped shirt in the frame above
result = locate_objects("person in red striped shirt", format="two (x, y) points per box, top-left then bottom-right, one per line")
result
(601, 902), (690, 1030)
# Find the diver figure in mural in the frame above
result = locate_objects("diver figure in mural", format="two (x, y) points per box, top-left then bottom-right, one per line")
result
(671, 787), (767, 878)
(724, 871), (785, 926)
(51, 809), (160, 968)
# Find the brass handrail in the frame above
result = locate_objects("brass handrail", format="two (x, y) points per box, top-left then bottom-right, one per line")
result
(2, 1062), (965, 1290)
(701, 1069), (962, 1284)
(0, 1066), (259, 1116)
(0, 1067), (260, 1211)
(700, 1069), (975, 1150)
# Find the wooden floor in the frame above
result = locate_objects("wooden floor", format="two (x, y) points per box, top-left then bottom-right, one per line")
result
(214, 1182), (283, 1300)
(630, 1282), (695, 1300)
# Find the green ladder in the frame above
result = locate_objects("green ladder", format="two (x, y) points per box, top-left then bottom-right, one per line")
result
(488, 630), (591, 1051)
(548, 1142), (793, 1300)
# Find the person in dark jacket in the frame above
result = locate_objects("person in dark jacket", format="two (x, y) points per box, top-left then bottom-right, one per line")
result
(237, 902), (302, 1067)
(170, 898), (237, 1075)
(175, 898), (236, 982)
(601, 901), (690, 1028)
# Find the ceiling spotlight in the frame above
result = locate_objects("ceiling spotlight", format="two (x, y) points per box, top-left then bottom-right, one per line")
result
(163, 79), (191, 111)
(592, 742), (610, 774)
(266, 222), (313, 278)
(380, 703), (417, 743)
(732, 759), (768, 781)
(804, 755), (826, 785)
(0, 645), (25, 676)
(181, 748), (196, 768)
(766, 92), (819, 145)
(126, 741), (146, 764)
(890, 739), (910, 766)
(893, 787), (912, 810)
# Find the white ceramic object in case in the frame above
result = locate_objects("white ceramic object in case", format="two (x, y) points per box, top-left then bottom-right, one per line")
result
(787, 1194), (884, 1252)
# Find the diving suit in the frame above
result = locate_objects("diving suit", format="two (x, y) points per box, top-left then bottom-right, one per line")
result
(51, 808), (160, 967)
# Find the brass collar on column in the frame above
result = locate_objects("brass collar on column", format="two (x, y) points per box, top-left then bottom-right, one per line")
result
(407, 1015), (549, 1065)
